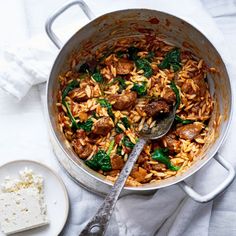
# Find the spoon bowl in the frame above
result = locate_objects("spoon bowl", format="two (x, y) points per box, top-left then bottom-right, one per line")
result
(79, 106), (177, 236)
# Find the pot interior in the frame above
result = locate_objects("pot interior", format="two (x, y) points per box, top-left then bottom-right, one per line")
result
(47, 9), (232, 190)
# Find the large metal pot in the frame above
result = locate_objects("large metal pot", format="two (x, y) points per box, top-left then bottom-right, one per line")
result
(45, 0), (235, 202)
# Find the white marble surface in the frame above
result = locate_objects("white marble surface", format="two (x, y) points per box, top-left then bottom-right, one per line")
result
(0, 1), (236, 235)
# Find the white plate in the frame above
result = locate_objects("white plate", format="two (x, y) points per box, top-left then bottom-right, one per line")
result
(0, 160), (69, 236)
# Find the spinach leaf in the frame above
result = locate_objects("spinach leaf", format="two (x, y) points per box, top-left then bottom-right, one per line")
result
(85, 150), (112, 171)
(121, 117), (130, 129)
(175, 115), (193, 125)
(62, 80), (79, 100)
(170, 81), (180, 108)
(63, 101), (78, 130)
(92, 72), (103, 83)
(77, 118), (94, 132)
(128, 46), (139, 61)
(116, 51), (125, 58)
(135, 58), (153, 78)
(151, 148), (180, 171)
(62, 80), (80, 130)
(115, 117), (130, 133)
(107, 139), (115, 156)
(158, 48), (181, 72)
(115, 124), (123, 134)
(116, 146), (122, 156)
(97, 99), (115, 120)
(78, 63), (90, 73)
(146, 51), (155, 62)
(116, 77), (127, 92)
(123, 136), (135, 149)
(132, 82), (147, 96)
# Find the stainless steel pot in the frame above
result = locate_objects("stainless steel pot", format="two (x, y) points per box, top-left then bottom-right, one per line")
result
(45, 0), (235, 202)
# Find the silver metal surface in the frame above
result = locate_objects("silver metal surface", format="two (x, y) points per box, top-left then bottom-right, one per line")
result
(80, 107), (176, 235)
(79, 138), (146, 236)
(45, 0), (95, 49)
(45, 5), (234, 202)
(178, 153), (235, 202)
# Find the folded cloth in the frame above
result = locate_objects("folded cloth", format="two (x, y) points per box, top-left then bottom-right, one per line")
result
(0, 0), (236, 236)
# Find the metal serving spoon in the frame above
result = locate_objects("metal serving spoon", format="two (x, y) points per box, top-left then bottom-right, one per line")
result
(79, 106), (176, 236)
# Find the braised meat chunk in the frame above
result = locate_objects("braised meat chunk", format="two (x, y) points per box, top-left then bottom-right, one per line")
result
(176, 123), (203, 141)
(161, 132), (180, 152)
(163, 87), (176, 104)
(72, 139), (93, 159)
(92, 117), (114, 136)
(116, 58), (134, 75)
(111, 155), (125, 170)
(144, 100), (170, 117)
(109, 91), (137, 110)
(182, 73), (207, 97)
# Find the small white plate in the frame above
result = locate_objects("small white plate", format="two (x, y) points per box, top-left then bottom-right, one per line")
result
(0, 160), (69, 236)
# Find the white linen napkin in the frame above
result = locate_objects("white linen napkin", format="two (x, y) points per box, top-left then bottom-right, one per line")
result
(0, 1), (236, 236)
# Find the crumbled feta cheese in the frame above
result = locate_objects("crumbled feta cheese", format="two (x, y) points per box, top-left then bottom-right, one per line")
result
(0, 168), (48, 235)
(1, 167), (43, 193)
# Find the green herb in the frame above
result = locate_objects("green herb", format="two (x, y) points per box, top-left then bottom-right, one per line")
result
(132, 82), (147, 96)
(135, 58), (153, 78)
(146, 51), (155, 62)
(92, 72), (103, 83)
(175, 115), (193, 125)
(62, 80), (80, 130)
(116, 77), (127, 92)
(63, 101), (78, 130)
(62, 80), (79, 100)
(98, 98), (115, 120)
(115, 124), (123, 134)
(123, 136), (135, 149)
(77, 118), (94, 132)
(116, 51), (125, 58)
(78, 63), (90, 73)
(128, 46), (139, 61)
(107, 139), (115, 156)
(85, 150), (112, 171)
(158, 48), (181, 72)
(170, 81), (180, 108)
(151, 148), (180, 171)
(116, 146), (122, 155)
(115, 117), (130, 133)
(121, 117), (130, 129)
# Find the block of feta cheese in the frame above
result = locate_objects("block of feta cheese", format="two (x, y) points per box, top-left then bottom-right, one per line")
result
(0, 167), (48, 235)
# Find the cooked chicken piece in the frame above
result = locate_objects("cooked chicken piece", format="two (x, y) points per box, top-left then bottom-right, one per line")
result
(162, 87), (176, 104)
(161, 132), (180, 152)
(176, 123), (203, 140)
(92, 117), (114, 135)
(109, 91), (137, 110)
(116, 58), (134, 75)
(72, 139), (93, 159)
(111, 155), (125, 170)
(131, 167), (147, 183)
(144, 100), (170, 117)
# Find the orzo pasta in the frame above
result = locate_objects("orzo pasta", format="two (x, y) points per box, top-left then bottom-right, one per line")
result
(57, 36), (214, 186)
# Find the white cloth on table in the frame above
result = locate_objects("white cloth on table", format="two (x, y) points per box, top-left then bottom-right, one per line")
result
(0, 0), (236, 235)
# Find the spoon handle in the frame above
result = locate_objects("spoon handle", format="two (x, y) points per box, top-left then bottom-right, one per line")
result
(79, 138), (147, 236)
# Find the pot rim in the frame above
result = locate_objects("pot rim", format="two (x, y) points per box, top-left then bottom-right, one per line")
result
(46, 8), (233, 192)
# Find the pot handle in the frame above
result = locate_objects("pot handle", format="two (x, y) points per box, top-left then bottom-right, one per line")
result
(178, 153), (235, 203)
(45, 0), (95, 49)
